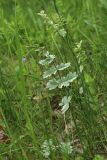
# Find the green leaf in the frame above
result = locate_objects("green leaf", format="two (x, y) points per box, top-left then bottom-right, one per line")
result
(46, 72), (77, 90)
(57, 63), (70, 71)
(94, 155), (105, 160)
(58, 72), (77, 88)
(39, 52), (55, 66)
(59, 96), (71, 114)
(47, 79), (59, 90)
(43, 67), (57, 79)
(99, 0), (107, 9)
(43, 63), (70, 78)
(0, 89), (4, 97)
(15, 66), (20, 75)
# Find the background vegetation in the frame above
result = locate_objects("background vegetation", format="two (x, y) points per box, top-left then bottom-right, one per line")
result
(0, 0), (107, 159)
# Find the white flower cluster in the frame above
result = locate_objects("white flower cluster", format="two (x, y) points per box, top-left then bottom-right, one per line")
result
(41, 139), (73, 159)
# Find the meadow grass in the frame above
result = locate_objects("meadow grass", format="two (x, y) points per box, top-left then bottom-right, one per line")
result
(0, 0), (107, 159)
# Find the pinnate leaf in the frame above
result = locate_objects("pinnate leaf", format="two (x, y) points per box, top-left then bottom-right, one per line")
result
(59, 96), (71, 114)
(39, 52), (55, 66)
(47, 72), (77, 90)
(43, 63), (70, 78)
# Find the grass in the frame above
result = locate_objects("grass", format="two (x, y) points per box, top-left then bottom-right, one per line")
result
(0, 0), (107, 159)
